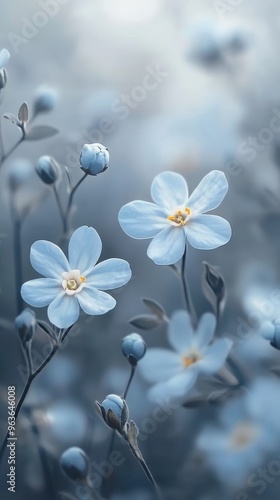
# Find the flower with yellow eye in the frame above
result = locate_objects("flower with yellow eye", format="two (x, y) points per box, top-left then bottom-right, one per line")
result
(118, 170), (231, 265)
(138, 310), (232, 404)
(21, 226), (132, 328)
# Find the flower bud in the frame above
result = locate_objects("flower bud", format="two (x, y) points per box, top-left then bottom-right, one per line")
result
(33, 86), (58, 114)
(96, 394), (128, 433)
(15, 309), (36, 344)
(0, 68), (7, 89)
(79, 143), (109, 175)
(261, 320), (280, 350)
(35, 155), (60, 185)
(121, 333), (146, 366)
(60, 447), (89, 483)
(0, 48), (10, 69)
(8, 159), (33, 192)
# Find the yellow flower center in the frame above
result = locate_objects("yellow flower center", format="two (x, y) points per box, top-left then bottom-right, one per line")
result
(168, 207), (191, 226)
(62, 270), (86, 296)
(182, 352), (201, 367)
(230, 422), (259, 450)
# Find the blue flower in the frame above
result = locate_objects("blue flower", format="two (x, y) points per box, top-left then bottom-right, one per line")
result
(34, 85), (58, 113)
(0, 48), (10, 69)
(138, 310), (232, 404)
(197, 377), (280, 488)
(21, 226), (132, 328)
(118, 170), (231, 265)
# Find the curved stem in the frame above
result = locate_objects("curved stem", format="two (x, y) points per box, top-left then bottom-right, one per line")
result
(63, 172), (88, 236)
(181, 248), (197, 325)
(0, 135), (24, 167)
(53, 184), (66, 233)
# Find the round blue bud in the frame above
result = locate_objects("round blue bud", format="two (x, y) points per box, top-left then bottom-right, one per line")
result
(15, 308), (36, 344)
(121, 333), (146, 366)
(33, 86), (58, 113)
(35, 155), (60, 185)
(79, 143), (109, 176)
(60, 447), (89, 483)
(98, 394), (128, 432)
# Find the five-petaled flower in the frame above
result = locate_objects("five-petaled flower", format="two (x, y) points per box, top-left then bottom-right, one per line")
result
(21, 226), (132, 328)
(118, 170), (231, 265)
(138, 310), (232, 404)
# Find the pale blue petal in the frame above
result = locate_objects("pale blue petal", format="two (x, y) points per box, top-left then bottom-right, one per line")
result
(199, 339), (233, 374)
(86, 259), (131, 289)
(138, 348), (182, 383)
(47, 293), (80, 328)
(68, 226), (102, 274)
(30, 240), (70, 278)
(147, 226), (186, 265)
(168, 311), (194, 354)
(187, 170), (229, 214)
(148, 371), (197, 403)
(118, 201), (166, 239)
(77, 286), (116, 315)
(0, 48), (10, 69)
(21, 278), (60, 307)
(192, 313), (216, 350)
(185, 215), (231, 250)
(151, 171), (189, 212)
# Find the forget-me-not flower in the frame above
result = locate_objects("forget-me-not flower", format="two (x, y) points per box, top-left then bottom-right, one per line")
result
(21, 226), (132, 328)
(118, 170), (231, 265)
(138, 310), (232, 404)
(197, 377), (280, 488)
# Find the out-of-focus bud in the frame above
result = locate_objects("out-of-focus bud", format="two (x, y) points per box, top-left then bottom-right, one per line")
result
(96, 394), (128, 433)
(8, 159), (33, 192)
(15, 309), (36, 344)
(261, 320), (280, 350)
(33, 86), (58, 114)
(121, 333), (146, 366)
(59, 447), (89, 483)
(0, 68), (7, 89)
(0, 48), (10, 69)
(35, 155), (61, 185)
(79, 143), (109, 175)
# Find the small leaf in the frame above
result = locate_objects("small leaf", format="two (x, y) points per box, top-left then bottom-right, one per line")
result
(25, 125), (59, 141)
(129, 314), (162, 330)
(18, 102), (28, 123)
(142, 298), (166, 319)
(126, 420), (142, 461)
(3, 113), (21, 126)
(202, 261), (226, 318)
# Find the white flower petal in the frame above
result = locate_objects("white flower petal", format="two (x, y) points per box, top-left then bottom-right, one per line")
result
(68, 226), (102, 274)
(77, 286), (116, 315)
(187, 170), (229, 214)
(138, 348), (182, 383)
(148, 371), (197, 404)
(199, 339), (233, 374)
(118, 201), (166, 238)
(168, 310), (194, 354)
(0, 48), (10, 69)
(147, 226), (186, 265)
(21, 278), (60, 307)
(86, 258), (131, 289)
(192, 313), (216, 350)
(47, 293), (80, 328)
(30, 240), (70, 278)
(151, 171), (189, 212)
(185, 214), (231, 250)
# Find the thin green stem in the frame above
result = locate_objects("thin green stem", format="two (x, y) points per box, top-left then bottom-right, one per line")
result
(63, 172), (88, 236)
(181, 248), (197, 325)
